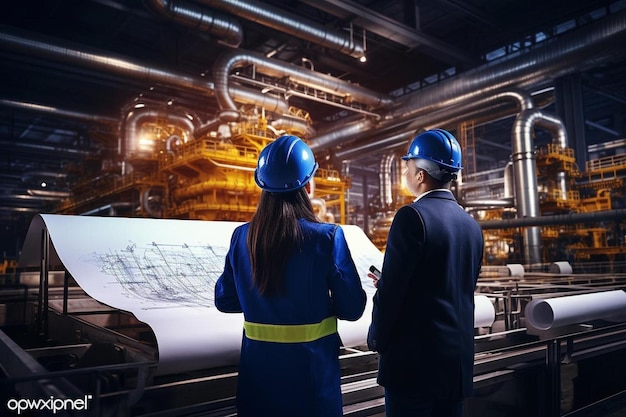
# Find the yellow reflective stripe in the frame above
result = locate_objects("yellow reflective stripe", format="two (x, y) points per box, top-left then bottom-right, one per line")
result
(243, 316), (337, 343)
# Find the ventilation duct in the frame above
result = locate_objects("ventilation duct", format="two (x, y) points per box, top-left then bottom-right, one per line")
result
(145, 0), (242, 47)
(196, 0), (365, 59)
(389, 10), (626, 121)
(309, 9), (626, 152)
(0, 99), (118, 125)
(334, 130), (413, 162)
(310, 118), (378, 152)
(0, 30), (287, 117)
(333, 90), (535, 160)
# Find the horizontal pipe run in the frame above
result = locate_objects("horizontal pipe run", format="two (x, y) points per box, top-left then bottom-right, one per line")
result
(479, 209), (626, 230)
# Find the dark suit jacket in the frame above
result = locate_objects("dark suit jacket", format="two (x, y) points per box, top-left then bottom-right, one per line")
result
(367, 189), (483, 399)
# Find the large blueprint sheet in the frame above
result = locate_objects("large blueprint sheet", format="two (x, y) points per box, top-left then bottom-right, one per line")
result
(20, 214), (493, 375)
(19, 214), (382, 375)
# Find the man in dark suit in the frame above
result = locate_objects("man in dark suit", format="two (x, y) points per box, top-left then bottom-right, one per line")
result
(367, 129), (484, 417)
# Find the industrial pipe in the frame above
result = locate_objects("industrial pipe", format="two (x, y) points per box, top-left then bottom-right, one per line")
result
(145, 0), (242, 48)
(309, 9), (626, 152)
(212, 49), (392, 121)
(196, 0), (365, 59)
(478, 208), (626, 229)
(0, 29), (288, 118)
(511, 109), (569, 264)
(0, 99), (118, 125)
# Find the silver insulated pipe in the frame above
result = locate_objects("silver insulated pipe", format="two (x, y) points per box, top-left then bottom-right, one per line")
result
(145, 0), (243, 47)
(196, 0), (365, 58)
(511, 109), (568, 264)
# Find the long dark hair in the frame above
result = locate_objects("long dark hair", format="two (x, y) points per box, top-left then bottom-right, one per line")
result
(247, 187), (319, 295)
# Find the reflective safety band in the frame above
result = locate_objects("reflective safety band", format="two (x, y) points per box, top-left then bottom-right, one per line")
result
(243, 316), (337, 343)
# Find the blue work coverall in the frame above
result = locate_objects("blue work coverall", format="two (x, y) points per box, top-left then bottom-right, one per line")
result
(215, 220), (366, 417)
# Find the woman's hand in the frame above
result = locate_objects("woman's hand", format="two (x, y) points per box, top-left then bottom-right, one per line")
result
(367, 272), (380, 288)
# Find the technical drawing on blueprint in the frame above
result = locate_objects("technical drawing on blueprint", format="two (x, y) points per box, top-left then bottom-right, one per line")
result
(88, 241), (228, 307)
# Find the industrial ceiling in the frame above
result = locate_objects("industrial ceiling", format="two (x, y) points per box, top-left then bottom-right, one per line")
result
(1, 0), (626, 258)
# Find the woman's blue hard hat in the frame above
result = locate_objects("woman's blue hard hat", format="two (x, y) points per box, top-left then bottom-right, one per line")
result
(254, 135), (319, 192)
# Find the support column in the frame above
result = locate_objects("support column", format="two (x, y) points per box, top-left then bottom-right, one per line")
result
(555, 74), (587, 169)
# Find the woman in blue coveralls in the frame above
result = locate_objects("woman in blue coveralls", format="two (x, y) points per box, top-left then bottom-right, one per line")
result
(215, 135), (367, 417)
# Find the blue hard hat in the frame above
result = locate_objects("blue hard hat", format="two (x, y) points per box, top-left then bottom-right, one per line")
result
(402, 129), (463, 172)
(254, 135), (318, 192)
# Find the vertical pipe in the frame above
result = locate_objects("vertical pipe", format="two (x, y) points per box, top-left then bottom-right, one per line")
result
(536, 112), (570, 201)
(512, 109), (543, 265)
(504, 161), (515, 199)
(511, 109), (569, 265)
(379, 154), (392, 208)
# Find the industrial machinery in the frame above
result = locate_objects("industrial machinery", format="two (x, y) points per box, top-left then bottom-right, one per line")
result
(475, 143), (626, 270)
(55, 100), (348, 224)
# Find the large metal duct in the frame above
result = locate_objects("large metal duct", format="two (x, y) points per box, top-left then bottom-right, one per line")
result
(212, 49), (392, 121)
(299, 0), (474, 66)
(462, 198), (515, 208)
(0, 99), (118, 125)
(0, 29), (287, 117)
(230, 85), (289, 114)
(309, 9), (626, 152)
(313, 89), (535, 154)
(145, 0), (242, 48)
(412, 90), (534, 130)
(389, 10), (626, 122)
(195, 0), (365, 59)
(310, 118), (378, 152)
(333, 90), (534, 164)
(334, 130), (413, 161)
(347, 89), (555, 160)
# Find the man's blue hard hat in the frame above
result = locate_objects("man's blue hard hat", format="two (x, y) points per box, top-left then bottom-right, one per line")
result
(254, 135), (318, 192)
(402, 129), (463, 172)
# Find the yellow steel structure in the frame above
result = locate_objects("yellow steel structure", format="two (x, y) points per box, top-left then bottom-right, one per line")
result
(585, 153), (626, 182)
(55, 106), (350, 225)
(159, 136), (262, 221)
(56, 169), (167, 218)
(535, 144), (581, 213)
(314, 168), (347, 224)
(159, 122), (348, 223)
(559, 154), (626, 265)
